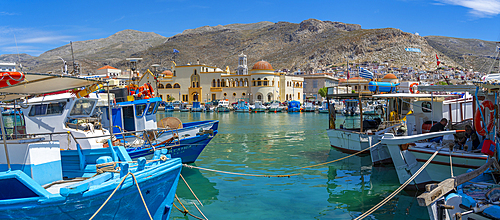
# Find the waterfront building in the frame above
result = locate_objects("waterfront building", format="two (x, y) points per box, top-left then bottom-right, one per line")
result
(156, 54), (303, 104)
(302, 73), (339, 101)
(96, 65), (121, 78)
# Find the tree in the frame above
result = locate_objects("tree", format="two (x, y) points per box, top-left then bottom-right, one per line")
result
(318, 87), (328, 98)
(167, 96), (175, 101)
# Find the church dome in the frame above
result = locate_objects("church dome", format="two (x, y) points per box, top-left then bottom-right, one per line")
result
(252, 61), (273, 71)
(383, 73), (397, 79)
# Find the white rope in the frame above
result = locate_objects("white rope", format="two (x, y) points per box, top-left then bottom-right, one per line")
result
(354, 147), (442, 220)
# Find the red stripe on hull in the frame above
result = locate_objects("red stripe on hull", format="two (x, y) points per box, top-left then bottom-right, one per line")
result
(408, 148), (487, 160)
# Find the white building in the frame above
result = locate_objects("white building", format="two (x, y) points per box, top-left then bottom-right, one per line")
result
(156, 54), (304, 104)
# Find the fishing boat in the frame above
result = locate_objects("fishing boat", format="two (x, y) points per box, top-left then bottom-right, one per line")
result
(268, 101), (283, 112)
(235, 100), (249, 113)
(303, 101), (315, 112)
(215, 99), (230, 112)
(190, 101), (204, 112)
(342, 99), (360, 116)
(318, 100), (329, 113)
(0, 72), (182, 219)
(252, 101), (266, 112)
(374, 85), (487, 190)
(179, 102), (189, 112)
(287, 100), (301, 112)
(163, 101), (175, 112)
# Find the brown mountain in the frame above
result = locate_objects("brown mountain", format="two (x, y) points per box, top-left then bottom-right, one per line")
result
(3, 19), (495, 74)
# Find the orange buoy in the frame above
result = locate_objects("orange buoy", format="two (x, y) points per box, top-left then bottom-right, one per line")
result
(0, 72), (25, 88)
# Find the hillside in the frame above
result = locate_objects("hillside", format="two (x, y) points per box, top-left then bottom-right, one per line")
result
(3, 19), (496, 74)
(425, 36), (498, 73)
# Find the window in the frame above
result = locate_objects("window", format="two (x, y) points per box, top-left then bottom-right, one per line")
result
(257, 95), (262, 100)
(146, 102), (157, 115)
(158, 84), (164, 89)
(242, 93), (246, 96)
(313, 80), (318, 88)
(173, 70), (176, 76)
(182, 95), (189, 102)
(298, 92), (300, 100)
(70, 100), (96, 116)
(223, 93), (227, 97)
(166, 84), (172, 88)
(174, 83), (180, 88)
(233, 93), (236, 96)
(212, 79), (216, 87)
(136, 104), (147, 117)
(422, 101), (432, 112)
(29, 102), (67, 116)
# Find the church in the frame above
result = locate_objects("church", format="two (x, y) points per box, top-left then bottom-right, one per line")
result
(156, 53), (304, 104)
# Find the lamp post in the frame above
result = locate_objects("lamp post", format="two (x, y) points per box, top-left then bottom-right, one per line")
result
(151, 64), (160, 97)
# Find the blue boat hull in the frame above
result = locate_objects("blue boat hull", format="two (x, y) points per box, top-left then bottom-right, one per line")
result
(127, 132), (217, 163)
(0, 158), (182, 220)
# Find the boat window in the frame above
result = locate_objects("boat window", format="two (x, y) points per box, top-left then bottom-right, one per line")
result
(146, 102), (156, 115)
(123, 106), (134, 119)
(136, 104), (147, 117)
(422, 101), (432, 112)
(153, 102), (159, 114)
(47, 102), (66, 115)
(70, 99), (96, 116)
(29, 104), (47, 116)
(28, 101), (66, 116)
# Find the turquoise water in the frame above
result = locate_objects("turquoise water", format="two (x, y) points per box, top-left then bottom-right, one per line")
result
(157, 112), (429, 220)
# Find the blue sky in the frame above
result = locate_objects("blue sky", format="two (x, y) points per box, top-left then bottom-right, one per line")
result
(1, 0), (500, 56)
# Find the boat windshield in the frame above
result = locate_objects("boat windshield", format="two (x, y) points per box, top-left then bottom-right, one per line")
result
(146, 102), (156, 115)
(70, 99), (96, 116)
(136, 104), (147, 117)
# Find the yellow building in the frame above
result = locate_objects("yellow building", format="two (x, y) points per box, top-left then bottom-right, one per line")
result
(156, 54), (303, 104)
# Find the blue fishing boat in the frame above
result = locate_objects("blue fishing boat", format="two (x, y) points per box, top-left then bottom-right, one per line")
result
(190, 101), (204, 112)
(287, 100), (301, 112)
(0, 73), (182, 219)
(235, 100), (249, 113)
(99, 96), (218, 163)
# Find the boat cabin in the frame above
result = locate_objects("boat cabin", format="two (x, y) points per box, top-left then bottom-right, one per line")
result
(100, 97), (161, 134)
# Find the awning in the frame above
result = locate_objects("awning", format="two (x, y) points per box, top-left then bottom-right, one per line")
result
(373, 93), (458, 98)
(0, 73), (104, 101)
(418, 85), (477, 93)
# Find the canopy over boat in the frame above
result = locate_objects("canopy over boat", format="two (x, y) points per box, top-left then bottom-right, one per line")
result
(418, 84), (477, 93)
(0, 72), (103, 101)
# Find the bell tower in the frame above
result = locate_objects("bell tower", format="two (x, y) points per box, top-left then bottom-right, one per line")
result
(237, 53), (248, 75)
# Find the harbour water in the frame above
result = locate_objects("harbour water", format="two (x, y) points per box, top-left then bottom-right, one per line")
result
(159, 112), (429, 220)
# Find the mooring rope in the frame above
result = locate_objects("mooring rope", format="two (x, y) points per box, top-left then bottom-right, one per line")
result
(173, 194), (205, 220)
(180, 174), (203, 206)
(192, 201), (208, 220)
(183, 164), (300, 178)
(301, 141), (382, 169)
(89, 172), (152, 220)
(354, 147), (442, 220)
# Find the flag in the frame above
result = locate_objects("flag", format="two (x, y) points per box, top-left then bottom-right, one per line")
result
(173, 49), (180, 53)
(436, 54), (441, 66)
(359, 67), (374, 79)
(347, 70), (350, 79)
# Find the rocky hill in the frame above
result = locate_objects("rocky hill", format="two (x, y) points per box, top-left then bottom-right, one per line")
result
(425, 36), (498, 73)
(2, 19), (495, 74)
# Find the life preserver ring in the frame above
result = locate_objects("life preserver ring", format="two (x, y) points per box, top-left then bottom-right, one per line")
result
(0, 72), (25, 88)
(146, 83), (155, 97)
(474, 100), (495, 136)
(409, 83), (419, 94)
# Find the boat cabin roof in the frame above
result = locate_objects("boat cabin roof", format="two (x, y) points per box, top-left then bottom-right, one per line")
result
(373, 93), (458, 98)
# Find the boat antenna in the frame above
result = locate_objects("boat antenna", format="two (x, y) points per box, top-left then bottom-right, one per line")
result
(14, 34), (22, 72)
(70, 41), (79, 75)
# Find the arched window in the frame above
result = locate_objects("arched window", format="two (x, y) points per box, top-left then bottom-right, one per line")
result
(244, 79), (248, 87)
(212, 79), (216, 87)
(190, 73), (200, 88)
(158, 83), (164, 89)
(263, 78), (268, 86)
(166, 84), (172, 88)
(217, 79), (220, 87)
(268, 94), (272, 101)
(252, 78), (255, 86)
(174, 83), (180, 88)
(194, 69), (197, 75)
(235, 80), (239, 87)
(257, 94), (262, 100)
(173, 70), (176, 76)
(257, 78), (261, 86)
(286, 94), (289, 100)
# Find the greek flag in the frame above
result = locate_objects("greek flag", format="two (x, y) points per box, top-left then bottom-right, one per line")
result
(359, 67), (374, 79)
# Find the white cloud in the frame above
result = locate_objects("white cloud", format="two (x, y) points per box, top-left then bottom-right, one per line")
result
(439, 0), (500, 17)
(0, 12), (17, 16)
(19, 36), (72, 44)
